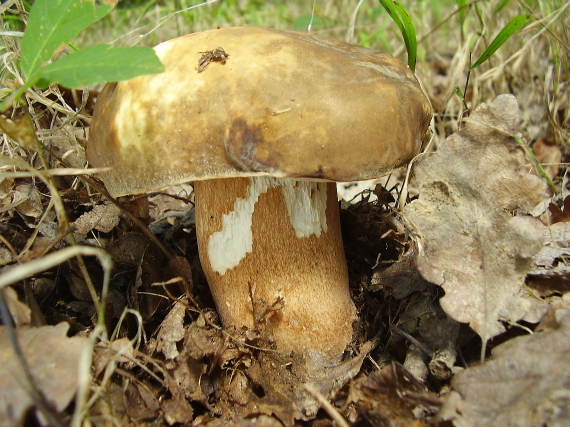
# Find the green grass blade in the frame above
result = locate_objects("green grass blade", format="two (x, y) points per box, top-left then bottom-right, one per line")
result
(454, 86), (465, 100)
(35, 44), (164, 89)
(494, 0), (512, 15)
(470, 15), (533, 70)
(393, 2), (417, 71)
(20, 0), (113, 79)
(378, 0), (417, 71)
(456, 0), (468, 22)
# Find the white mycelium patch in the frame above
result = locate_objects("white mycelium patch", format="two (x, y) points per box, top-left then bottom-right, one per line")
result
(207, 177), (329, 275)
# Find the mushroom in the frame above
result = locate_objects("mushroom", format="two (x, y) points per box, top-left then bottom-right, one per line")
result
(87, 26), (432, 412)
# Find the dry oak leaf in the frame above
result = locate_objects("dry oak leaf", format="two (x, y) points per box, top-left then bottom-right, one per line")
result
(404, 94), (549, 344)
(0, 322), (89, 427)
(437, 309), (570, 427)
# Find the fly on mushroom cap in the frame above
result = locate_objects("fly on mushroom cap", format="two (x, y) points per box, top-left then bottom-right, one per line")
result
(87, 26), (432, 417)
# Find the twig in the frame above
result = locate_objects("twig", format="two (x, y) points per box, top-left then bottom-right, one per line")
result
(304, 384), (350, 427)
(390, 324), (433, 358)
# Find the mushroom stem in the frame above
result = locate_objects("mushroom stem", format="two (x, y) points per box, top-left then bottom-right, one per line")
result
(194, 176), (355, 367)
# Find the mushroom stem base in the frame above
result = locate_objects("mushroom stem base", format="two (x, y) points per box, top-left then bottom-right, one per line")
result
(194, 177), (356, 397)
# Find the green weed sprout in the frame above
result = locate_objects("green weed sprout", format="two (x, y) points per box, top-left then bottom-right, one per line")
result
(0, 0), (164, 115)
(378, 0), (417, 72)
(377, 0), (533, 77)
(470, 14), (533, 70)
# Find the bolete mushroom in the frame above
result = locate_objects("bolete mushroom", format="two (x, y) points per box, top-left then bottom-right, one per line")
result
(87, 26), (432, 413)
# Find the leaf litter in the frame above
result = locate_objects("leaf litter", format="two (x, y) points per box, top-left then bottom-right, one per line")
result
(0, 322), (89, 427)
(437, 308), (570, 427)
(404, 94), (550, 349)
(2, 0), (570, 423)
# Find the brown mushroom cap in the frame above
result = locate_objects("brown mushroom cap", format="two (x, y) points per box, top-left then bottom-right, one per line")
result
(87, 26), (432, 197)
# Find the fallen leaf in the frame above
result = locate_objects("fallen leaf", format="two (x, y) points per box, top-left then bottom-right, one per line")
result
(14, 183), (44, 218)
(73, 201), (120, 236)
(350, 362), (442, 426)
(527, 220), (570, 298)
(532, 137), (561, 180)
(3, 286), (31, 326)
(183, 312), (225, 360)
(530, 221), (570, 278)
(0, 323), (89, 426)
(124, 380), (160, 422)
(161, 391), (194, 425)
(156, 299), (187, 360)
(169, 358), (209, 403)
(547, 200), (570, 224)
(437, 308), (570, 427)
(396, 292), (460, 382)
(404, 94), (549, 344)
(371, 247), (430, 299)
(93, 337), (135, 377)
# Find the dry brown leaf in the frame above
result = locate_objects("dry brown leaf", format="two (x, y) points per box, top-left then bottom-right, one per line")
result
(13, 183), (44, 218)
(531, 221), (570, 277)
(169, 358), (209, 403)
(124, 380), (161, 422)
(0, 177), (15, 209)
(156, 299), (187, 360)
(350, 362), (442, 426)
(532, 138), (561, 180)
(0, 322), (89, 426)
(527, 220), (570, 299)
(93, 337), (135, 377)
(437, 308), (570, 427)
(4, 286), (31, 326)
(72, 201), (120, 236)
(161, 391), (194, 425)
(404, 95), (549, 344)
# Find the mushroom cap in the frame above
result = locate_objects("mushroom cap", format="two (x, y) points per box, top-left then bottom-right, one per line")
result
(87, 26), (432, 197)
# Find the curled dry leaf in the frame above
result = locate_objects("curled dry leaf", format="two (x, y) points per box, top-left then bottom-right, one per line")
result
(93, 337), (135, 377)
(14, 183), (44, 218)
(404, 95), (549, 344)
(156, 299), (187, 360)
(530, 221), (570, 278)
(437, 309), (570, 427)
(350, 362), (442, 425)
(532, 138), (561, 180)
(527, 220), (570, 299)
(3, 286), (31, 327)
(72, 201), (120, 236)
(0, 323), (89, 427)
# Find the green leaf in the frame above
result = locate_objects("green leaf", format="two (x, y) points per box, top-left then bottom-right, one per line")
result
(454, 86), (465, 100)
(470, 15), (533, 70)
(34, 44), (165, 89)
(20, 0), (113, 79)
(378, 0), (417, 71)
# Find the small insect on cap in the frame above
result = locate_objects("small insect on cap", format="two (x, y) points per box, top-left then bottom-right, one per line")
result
(87, 26), (432, 198)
